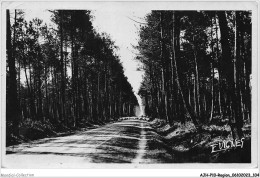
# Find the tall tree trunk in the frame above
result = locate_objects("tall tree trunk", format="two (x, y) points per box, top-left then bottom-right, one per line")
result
(214, 14), (223, 117)
(44, 63), (48, 121)
(7, 10), (20, 135)
(209, 19), (215, 123)
(192, 41), (201, 118)
(234, 11), (244, 138)
(209, 62), (214, 122)
(59, 10), (65, 123)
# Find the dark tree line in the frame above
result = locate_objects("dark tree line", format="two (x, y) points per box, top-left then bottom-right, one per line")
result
(137, 11), (251, 139)
(6, 10), (138, 136)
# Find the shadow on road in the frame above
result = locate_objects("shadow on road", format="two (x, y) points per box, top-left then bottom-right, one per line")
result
(5, 119), (175, 166)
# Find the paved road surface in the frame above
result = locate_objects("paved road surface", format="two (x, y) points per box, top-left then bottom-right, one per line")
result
(4, 118), (173, 168)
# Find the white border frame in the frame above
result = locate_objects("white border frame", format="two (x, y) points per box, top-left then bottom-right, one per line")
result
(0, 0), (259, 177)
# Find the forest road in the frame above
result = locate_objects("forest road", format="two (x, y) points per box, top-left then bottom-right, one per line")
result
(4, 118), (173, 168)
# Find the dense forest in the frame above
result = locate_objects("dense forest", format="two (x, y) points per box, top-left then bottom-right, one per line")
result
(137, 10), (251, 140)
(6, 10), (138, 144)
(5, 9), (253, 164)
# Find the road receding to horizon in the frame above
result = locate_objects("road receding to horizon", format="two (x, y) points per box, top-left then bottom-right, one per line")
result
(4, 118), (173, 168)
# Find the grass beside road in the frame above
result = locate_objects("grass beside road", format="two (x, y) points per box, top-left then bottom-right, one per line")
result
(6, 118), (118, 147)
(150, 118), (251, 163)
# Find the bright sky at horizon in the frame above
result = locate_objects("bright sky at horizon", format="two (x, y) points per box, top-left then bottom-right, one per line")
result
(91, 9), (149, 95)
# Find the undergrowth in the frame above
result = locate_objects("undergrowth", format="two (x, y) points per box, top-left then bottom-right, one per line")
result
(150, 117), (251, 163)
(6, 118), (117, 147)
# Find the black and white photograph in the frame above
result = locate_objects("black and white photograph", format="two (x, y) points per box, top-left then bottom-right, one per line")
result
(1, 1), (259, 177)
